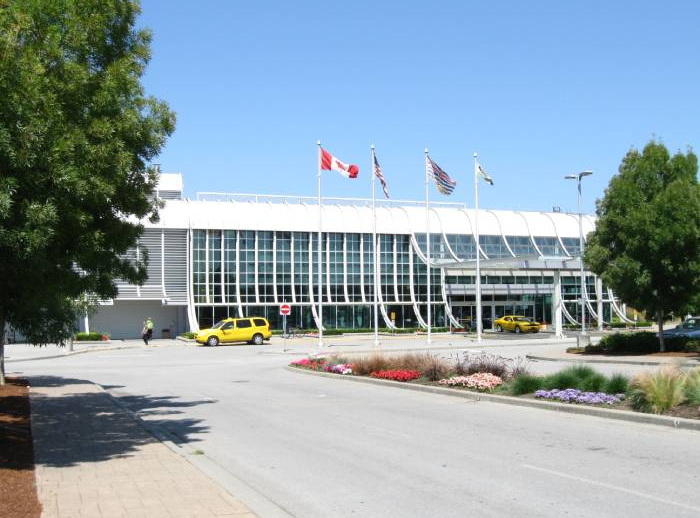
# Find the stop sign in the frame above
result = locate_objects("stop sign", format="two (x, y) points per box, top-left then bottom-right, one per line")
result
(279, 304), (291, 316)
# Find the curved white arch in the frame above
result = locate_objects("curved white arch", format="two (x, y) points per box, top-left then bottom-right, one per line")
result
(430, 207), (461, 261)
(488, 210), (516, 258)
(373, 233), (397, 329)
(406, 236), (428, 329)
(581, 280), (600, 322)
(561, 301), (580, 325)
(460, 208), (489, 259)
(608, 288), (635, 323)
(541, 211), (568, 256)
(441, 269), (463, 328)
(514, 211), (543, 256)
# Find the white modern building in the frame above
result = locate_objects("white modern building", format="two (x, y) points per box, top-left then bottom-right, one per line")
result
(84, 174), (632, 339)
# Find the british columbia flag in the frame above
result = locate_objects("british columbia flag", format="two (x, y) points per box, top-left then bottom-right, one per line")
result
(426, 156), (456, 195)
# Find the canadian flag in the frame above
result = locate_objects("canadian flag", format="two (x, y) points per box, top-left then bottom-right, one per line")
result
(320, 148), (359, 179)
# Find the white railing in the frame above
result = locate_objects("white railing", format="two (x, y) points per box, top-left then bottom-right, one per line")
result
(195, 191), (467, 209)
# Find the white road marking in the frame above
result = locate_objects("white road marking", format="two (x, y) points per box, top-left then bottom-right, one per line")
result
(521, 463), (700, 513)
(97, 354), (150, 358)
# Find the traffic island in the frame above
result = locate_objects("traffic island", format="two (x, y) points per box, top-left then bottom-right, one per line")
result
(286, 353), (700, 431)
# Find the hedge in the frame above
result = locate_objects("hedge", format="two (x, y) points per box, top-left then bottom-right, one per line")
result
(74, 332), (108, 341)
(585, 332), (700, 354)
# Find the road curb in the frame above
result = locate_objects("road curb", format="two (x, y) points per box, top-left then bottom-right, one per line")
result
(285, 366), (700, 432)
(526, 354), (700, 367)
(6, 344), (146, 363)
(260, 339), (579, 357)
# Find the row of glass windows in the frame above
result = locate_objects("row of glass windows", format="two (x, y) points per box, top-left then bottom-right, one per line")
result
(446, 274), (600, 291)
(192, 230), (439, 305)
(192, 230), (587, 306)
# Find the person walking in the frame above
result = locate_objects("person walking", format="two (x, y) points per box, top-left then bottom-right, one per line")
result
(145, 317), (154, 345)
(141, 318), (150, 345)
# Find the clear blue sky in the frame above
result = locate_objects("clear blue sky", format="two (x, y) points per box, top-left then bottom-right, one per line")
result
(139, 0), (699, 213)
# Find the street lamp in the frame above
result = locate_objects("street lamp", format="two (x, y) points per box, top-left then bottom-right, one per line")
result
(565, 171), (593, 336)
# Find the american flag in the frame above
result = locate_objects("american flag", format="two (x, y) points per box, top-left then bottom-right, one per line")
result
(373, 153), (390, 198)
(426, 156), (456, 195)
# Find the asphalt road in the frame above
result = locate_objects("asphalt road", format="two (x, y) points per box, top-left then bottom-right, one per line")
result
(13, 343), (700, 518)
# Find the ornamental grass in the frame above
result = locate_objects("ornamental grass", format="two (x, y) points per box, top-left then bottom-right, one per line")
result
(684, 368), (700, 405)
(629, 367), (687, 414)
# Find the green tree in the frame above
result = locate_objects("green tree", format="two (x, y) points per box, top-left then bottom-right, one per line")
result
(584, 141), (700, 351)
(0, 0), (175, 383)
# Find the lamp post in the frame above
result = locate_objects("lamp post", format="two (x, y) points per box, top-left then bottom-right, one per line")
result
(565, 171), (593, 336)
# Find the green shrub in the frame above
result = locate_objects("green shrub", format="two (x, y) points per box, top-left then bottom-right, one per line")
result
(629, 367), (686, 413)
(684, 368), (700, 405)
(595, 332), (692, 355)
(544, 370), (580, 390)
(604, 373), (629, 395)
(581, 372), (607, 392)
(543, 365), (607, 391)
(685, 339), (700, 353)
(75, 332), (106, 341)
(510, 374), (544, 395)
(179, 332), (196, 339)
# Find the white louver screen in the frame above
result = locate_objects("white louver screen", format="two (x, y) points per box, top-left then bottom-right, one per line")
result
(116, 247), (138, 298)
(164, 229), (188, 304)
(158, 190), (182, 200)
(140, 229), (164, 298)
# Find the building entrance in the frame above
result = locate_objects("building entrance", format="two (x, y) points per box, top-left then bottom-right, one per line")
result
(450, 301), (536, 330)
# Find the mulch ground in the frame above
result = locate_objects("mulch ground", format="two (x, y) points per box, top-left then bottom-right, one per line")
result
(0, 377), (41, 518)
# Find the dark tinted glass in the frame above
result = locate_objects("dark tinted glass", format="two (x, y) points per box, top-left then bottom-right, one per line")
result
(236, 319), (252, 329)
(253, 318), (267, 327)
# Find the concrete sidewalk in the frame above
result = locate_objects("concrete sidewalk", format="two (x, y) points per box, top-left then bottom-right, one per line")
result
(30, 377), (256, 518)
(527, 350), (700, 366)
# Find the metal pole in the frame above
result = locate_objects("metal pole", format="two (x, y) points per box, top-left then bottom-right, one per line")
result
(317, 141), (324, 348)
(424, 149), (431, 345)
(283, 313), (287, 352)
(371, 145), (379, 347)
(578, 178), (586, 336)
(474, 152), (482, 343)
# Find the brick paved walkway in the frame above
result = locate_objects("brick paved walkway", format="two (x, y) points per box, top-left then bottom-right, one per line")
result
(30, 377), (257, 518)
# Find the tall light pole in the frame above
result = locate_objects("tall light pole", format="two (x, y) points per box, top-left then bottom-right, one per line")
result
(565, 171), (593, 336)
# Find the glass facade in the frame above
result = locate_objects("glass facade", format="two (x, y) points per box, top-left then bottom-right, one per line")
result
(191, 229), (609, 331)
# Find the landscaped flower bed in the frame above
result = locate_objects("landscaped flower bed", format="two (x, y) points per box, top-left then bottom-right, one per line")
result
(439, 373), (503, 391)
(288, 352), (700, 419)
(370, 370), (421, 382)
(534, 389), (623, 405)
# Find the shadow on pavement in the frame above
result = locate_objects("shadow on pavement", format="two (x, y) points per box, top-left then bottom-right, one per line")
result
(29, 376), (211, 468)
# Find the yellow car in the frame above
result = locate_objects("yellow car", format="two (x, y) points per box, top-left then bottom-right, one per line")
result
(195, 317), (272, 346)
(494, 315), (540, 334)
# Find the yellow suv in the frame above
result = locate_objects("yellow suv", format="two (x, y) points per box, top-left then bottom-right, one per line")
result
(195, 317), (272, 347)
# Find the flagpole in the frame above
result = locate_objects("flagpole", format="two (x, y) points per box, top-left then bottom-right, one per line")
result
(371, 144), (379, 347)
(317, 140), (324, 349)
(424, 148), (431, 345)
(474, 152), (482, 343)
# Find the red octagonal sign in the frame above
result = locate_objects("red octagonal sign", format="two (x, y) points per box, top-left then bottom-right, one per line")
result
(279, 304), (291, 316)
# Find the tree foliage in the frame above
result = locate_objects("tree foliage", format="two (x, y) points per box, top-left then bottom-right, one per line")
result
(0, 0), (175, 380)
(584, 141), (700, 351)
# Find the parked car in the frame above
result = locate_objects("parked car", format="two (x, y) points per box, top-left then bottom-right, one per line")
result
(661, 316), (700, 339)
(195, 317), (272, 346)
(494, 315), (541, 334)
